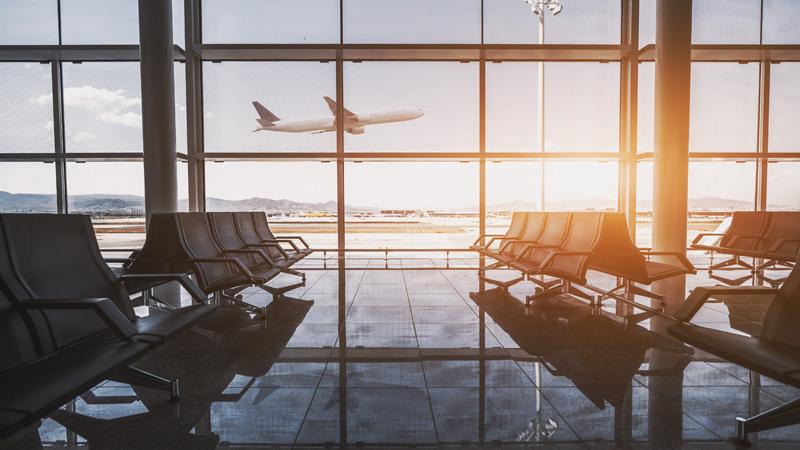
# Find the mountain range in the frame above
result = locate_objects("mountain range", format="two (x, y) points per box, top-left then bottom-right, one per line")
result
(0, 191), (788, 214)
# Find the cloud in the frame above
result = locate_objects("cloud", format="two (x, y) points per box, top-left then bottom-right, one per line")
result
(44, 121), (53, 131)
(73, 131), (96, 143)
(32, 85), (142, 128)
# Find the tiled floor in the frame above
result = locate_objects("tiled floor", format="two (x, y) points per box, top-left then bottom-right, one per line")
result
(3, 258), (799, 449)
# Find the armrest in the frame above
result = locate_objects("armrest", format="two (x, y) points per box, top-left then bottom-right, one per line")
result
(691, 233), (726, 245)
(246, 242), (289, 259)
(472, 234), (504, 246)
(190, 257), (261, 283)
(673, 286), (778, 322)
(274, 239), (300, 252)
(104, 257), (133, 263)
(640, 250), (696, 272)
(19, 298), (137, 340)
(517, 243), (559, 260)
(539, 251), (592, 270)
(222, 249), (275, 268)
(118, 273), (209, 304)
(276, 236), (310, 249)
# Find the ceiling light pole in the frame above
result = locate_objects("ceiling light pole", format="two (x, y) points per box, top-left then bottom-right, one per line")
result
(524, 1), (563, 210)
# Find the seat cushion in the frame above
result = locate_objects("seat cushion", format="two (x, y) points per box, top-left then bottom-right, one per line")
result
(133, 304), (213, 346)
(0, 333), (149, 433)
(668, 322), (800, 384)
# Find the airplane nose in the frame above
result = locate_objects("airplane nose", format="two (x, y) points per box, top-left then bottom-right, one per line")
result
(415, 109), (424, 117)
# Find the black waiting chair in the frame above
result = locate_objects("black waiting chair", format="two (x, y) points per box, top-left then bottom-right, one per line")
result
(173, 213), (303, 314)
(0, 214), (212, 439)
(209, 212), (306, 282)
(251, 212), (313, 260)
(233, 212), (304, 265)
(668, 259), (800, 442)
(480, 212), (548, 289)
(471, 211), (528, 254)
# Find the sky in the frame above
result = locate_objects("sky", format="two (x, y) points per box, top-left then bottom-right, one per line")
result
(1, 0), (799, 210)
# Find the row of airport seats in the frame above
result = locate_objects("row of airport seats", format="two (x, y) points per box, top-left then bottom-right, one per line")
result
(691, 211), (800, 272)
(124, 211), (313, 314)
(0, 214), (214, 438)
(471, 211), (696, 305)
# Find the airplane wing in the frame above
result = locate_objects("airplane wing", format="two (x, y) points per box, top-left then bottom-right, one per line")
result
(323, 96), (357, 119)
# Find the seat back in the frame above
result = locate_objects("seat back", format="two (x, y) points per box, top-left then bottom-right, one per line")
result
(721, 211), (770, 250)
(125, 213), (192, 275)
(523, 212), (570, 265)
(209, 212), (257, 266)
(505, 212), (528, 239)
(0, 214), (133, 352)
(0, 238), (40, 374)
(760, 259), (800, 349)
(252, 212), (277, 241)
(174, 213), (235, 289)
(506, 212), (547, 255)
(588, 213), (648, 281)
(759, 212), (800, 261)
(543, 212), (603, 281)
(234, 212), (284, 260)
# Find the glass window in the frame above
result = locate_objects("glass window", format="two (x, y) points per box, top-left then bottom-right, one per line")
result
(203, 62), (336, 153)
(690, 63), (759, 152)
(543, 161), (618, 210)
(0, 0), (58, 45)
(767, 162), (800, 211)
(486, 62), (538, 152)
(637, 62), (655, 153)
(638, 0), (656, 47)
(0, 162), (57, 213)
(344, 62), (478, 153)
(486, 161), (543, 234)
(62, 62), (143, 153)
(61, 0), (139, 44)
(177, 159), (189, 212)
(769, 63), (800, 152)
(0, 63), (55, 153)
(485, 0), (620, 44)
(175, 62), (188, 154)
(345, 162), (478, 248)
(173, 0), (185, 48)
(688, 160), (756, 241)
(344, 0), (480, 44)
(205, 161), (338, 248)
(636, 161), (653, 247)
(202, 0), (339, 44)
(66, 162), (146, 247)
(545, 63), (620, 152)
(692, 0), (761, 44)
(763, 0), (800, 44)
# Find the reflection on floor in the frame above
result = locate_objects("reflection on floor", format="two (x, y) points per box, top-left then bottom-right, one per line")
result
(3, 260), (799, 449)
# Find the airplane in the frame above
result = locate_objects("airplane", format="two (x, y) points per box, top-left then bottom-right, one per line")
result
(251, 96), (423, 135)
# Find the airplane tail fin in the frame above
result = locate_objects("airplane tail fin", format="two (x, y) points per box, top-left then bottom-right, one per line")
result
(252, 101), (280, 122)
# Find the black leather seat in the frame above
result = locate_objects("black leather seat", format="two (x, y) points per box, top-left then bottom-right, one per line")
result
(486, 212), (546, 263)
(668, 260), (800, 442)
(234, 212), (304, 264)
(251, 212), (313, 259)
(0, 214), (213, 349)
(509, 212), (571, 275)
(471, 211), (528, 253)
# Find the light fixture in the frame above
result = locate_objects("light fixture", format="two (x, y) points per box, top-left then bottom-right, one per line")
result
(523, 0), (563, 16)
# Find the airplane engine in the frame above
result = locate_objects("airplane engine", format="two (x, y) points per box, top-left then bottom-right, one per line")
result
(346, 127), (365, 135)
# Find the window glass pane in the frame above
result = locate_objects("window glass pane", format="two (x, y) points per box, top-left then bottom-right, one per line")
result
(345, 162), (478, 249)
(202, 0), (339, 44)
(486, 62), (538, 152)
(67, 162), (145, 248)
(763, 0), (800, 44)
(175, 62), (187, 154)
(0, 162), (57, 213)
(690, 63), (759, 152)
(344, 0), (481, 44)
(61, 0), (139, 44)
(0, 0), (58, 44)
(692, 0), (760, 44)
(63, 62), (143, 153)
(344, 62), (478, 152)
(636, 161), (653, 247)
(173, 0), (185, 48)
(767, 162), (800, 211)
(178, 159), (189, 212)
(486, 161), (543, 233)
(205, 161), (338, 248)
(0, 63), (55, 153)
(203, 62), (336, 153)
(769, 63), (800, 152)
(545, 63), (619, 152)
(638, 0), (656, 47)
(637, 62), (655, 153)
(688, 161), (756, 241)
(544, 161), (618, 210)
(485, 0), (620, 44)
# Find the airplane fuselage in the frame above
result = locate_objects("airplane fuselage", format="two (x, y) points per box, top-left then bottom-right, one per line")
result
(256, 108), (423, 133)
